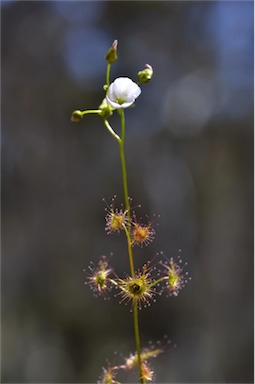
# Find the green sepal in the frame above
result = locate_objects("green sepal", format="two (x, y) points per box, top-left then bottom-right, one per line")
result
(105, 40), (118, 64)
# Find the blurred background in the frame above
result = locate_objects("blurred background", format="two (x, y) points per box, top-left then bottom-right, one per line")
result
(1, 1), (254, 383)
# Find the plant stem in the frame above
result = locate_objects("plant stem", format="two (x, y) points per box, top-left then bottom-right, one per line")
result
(133, 301), (146, 384)
(118, 109), (130, 218)
(106, 63), (111, 88)
(103, 119), (121, 142)
(81, 109), (102, 116)
(118, 108), (145, 384)
(122, 225), (135, 278)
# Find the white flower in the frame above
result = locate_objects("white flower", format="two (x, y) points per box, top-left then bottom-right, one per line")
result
(106, 77), (141, 109)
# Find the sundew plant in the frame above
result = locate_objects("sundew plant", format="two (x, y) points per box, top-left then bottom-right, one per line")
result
(71, 40), (190, 384)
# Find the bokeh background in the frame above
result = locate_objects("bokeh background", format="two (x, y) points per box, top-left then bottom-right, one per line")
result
(1, 1), (254, 383)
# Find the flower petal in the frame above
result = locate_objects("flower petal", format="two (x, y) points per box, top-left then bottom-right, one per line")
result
(107, 77), (141, 109)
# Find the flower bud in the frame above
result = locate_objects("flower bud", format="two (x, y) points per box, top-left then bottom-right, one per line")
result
(137, 64), (153, 83)
(71, 110), (83, 122)
(105, 39), (118, 64)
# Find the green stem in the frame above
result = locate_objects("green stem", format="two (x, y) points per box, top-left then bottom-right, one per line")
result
(106, 63), (111, 89)
(118, 108), (145, 384)
(103, 109), (145, 383)
(133, 301), (145, 384)
(118, 109), (130, 219)
(81, 109), (102, 116)
(103, 119), (121, 142)
(149, 276), (166, 288)
(122, 224), (135, 277)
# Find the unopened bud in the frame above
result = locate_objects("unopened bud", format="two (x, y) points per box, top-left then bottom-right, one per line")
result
(71, 110), (83, 122)
(138, 64), (153, 84)
(105, 40), (118, 64)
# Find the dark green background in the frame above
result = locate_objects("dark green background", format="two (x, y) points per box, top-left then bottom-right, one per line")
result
(1, 1), (253, 383)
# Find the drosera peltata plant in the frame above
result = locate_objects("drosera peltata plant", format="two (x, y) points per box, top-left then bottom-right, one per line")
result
(71, 40), (191, 384)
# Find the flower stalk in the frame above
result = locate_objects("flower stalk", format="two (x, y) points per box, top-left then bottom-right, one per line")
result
(133, 301), (145, 384)
(117, 108), (144, 382)
(104, 103), (144, 379)
(71, 40), (191, 384)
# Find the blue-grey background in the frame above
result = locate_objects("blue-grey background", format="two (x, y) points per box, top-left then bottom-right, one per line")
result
(1, 1), (254, 383)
